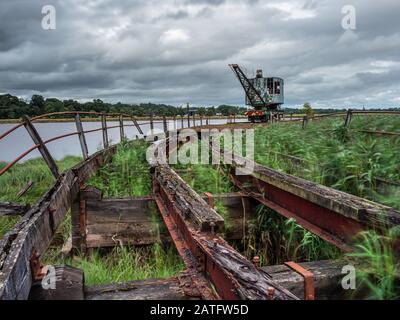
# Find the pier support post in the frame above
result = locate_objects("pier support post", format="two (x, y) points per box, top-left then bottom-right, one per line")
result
(22, 115), (60, 179)
(75, 114), (89, 160)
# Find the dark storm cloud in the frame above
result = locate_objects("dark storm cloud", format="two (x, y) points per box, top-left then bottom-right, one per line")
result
(0, 0), (399, 108)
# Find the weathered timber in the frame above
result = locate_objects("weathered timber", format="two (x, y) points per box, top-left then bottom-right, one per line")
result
(0, 202), (29, 217)
(86, 278), (192, 300)
(154, 167), (298, 300)
(82, 193), (253, 249)
(155, 165), (224, 233)
(101, 114), (109, 149)
(262, 260), (347, 300)
(86, 197), (163, 248)
(29, 266), (84, 300)
(22, 115), (60, 179)
(131, 117), (143, 135)
(75, 114), (89, 160)
(0, 170), (78, 300)
(119, 115), (125, 141)
(16, 180), (34, 199)
(223, 150), (400, 250)
(0, 146), (117, 300)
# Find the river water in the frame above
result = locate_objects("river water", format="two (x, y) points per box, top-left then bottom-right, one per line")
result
(0, 118), (246, 163)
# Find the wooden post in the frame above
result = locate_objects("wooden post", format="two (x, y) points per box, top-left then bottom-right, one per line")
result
(173, 116), (176, 130)
(206, 116), (209, 125)
(75, 114), (89, 160)
(200, 116), (203, 126)
(22, 115), (60, 179)
(101, 114), (109, 149)
(163, 115), (168, 133)
(302, 116), (308, 129)
(192, 114), (196, 127)
(187, 113), (190, 127)
(233, 114), (236, 123)
(181, 115), (184, 129)
(119, 115), (125, 141)
(344, 109), (353, 127)
(150, 113), (154, 135)
(132, 117), (143, 135)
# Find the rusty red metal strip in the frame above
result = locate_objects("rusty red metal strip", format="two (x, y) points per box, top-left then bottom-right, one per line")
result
(284, 261), (315, 300)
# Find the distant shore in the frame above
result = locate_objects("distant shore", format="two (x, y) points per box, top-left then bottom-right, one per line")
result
(0, 115), (248, 124)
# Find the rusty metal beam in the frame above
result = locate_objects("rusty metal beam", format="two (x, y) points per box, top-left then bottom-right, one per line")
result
(221, 150), (400, 251)
(152, 164), (298, 300)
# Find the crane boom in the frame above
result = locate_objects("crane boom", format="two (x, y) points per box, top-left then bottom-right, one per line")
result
(229, 64), (266, 109)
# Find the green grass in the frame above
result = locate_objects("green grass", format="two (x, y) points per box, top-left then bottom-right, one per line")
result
(243, 205), (341, 266)
(44, 244), (184, 286)
(88, 139), (151, 197)
(0, 156), (81, 238)
(346, 227), (400, 300)
(254, 115), (400, 209)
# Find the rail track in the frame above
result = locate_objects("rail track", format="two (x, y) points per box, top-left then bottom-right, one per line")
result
(0, 110), (399, 300)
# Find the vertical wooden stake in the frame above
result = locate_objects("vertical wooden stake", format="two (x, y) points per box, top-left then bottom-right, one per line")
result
(181, 115), (184, 129)
(163, 115), (168, 133)
(101, 114), (109, 149)
(119, 115), (125, 141)
(193, 114), (196, 127)
(206, 116), (209, 125)
(22, 115), (59, 179)
(150, 113), (154, 135)
(200, 116), (203, 126)
(75, 114), (89, 160)
(131, 117), (143, 135)
(302, 116), (308, 129)
(344, 109), (353, 127)
(173, 116), (177, 130)
(187, 113), (190, 127)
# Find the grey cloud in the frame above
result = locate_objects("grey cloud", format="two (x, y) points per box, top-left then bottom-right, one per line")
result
(0, 0), (399, 108)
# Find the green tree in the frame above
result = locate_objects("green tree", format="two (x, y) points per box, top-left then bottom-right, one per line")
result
(303, 102), (315, 118)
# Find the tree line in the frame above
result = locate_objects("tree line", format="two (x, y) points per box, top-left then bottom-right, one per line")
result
(0, 94), (247, 119)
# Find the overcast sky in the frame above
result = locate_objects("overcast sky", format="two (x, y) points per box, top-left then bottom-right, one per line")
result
(0, 0), (399, 108)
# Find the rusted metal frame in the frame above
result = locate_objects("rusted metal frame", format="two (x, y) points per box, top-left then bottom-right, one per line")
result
(75, 114), (89, 160)
(21, 115), (60, 179)
(228, 168), (357, 252)
(284, 261), (315, 300)
(101, 114), (109, 149)
(204, 192), (215, 209)
(154, 194), (218, 300)
(221, 149), (400, 250)
(152, 165), (298, 300)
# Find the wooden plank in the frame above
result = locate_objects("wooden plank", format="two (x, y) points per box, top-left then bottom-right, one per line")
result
(75, 114), (89, 160)
(29, 266), (84, 300)
(150, 113), (154, 135)
(262, 260), (348, 300)
(0, 171), (79, 300)
(0, 146), (117, 300)
(85, 278), (191, 300)
(22, 115), (60, 179)
(0, 202), (29, 217)
(155, 165), (224, 232)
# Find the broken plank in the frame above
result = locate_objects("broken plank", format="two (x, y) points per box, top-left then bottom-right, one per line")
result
(85, 278), (192, 300)
(0, 202), (29, 217)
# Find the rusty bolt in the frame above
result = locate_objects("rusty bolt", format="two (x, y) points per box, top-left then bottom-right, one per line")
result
(252, 256), (260, 267)
(213, 238), (219, 247)
(210, 222), (216, 235)
(267, 287), (275, 300)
